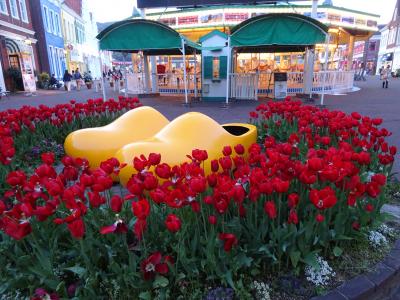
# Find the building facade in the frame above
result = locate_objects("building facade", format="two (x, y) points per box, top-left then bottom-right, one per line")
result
(81, 0), (101, 78)
(0, 0), (38, 92)
(61, 0), (85, 73)
(377, 0), (400, 74)
(30, 0), (66, 79)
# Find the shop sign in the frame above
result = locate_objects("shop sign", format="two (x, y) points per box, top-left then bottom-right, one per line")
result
(341, 16), (354, 24)
(327, 13), (341, 22)
(20, 53), (36, 93)
(367, 20), (378, 27)
(200, 12), (223, 23)
(70, 49), (82, 62)
(224, 12), (248, 22)
(303, 12), (326, 19)
(355, 18), (366, 26)
(159, 17), (176, 26)
(178, 15), (198, 25)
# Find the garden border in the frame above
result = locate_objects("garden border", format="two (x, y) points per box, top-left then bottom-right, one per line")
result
(312, 239), (400, 300)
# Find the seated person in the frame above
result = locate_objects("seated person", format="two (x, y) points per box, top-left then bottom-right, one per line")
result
(49, 74), (61, 89)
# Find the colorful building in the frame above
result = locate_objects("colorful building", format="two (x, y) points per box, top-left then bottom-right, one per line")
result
(0, 0), (38, 92)
(377, 0), (400, 74)
(142, 3), (379, 71)
(61, 0), (85, 73)
(30, 0), (66, 79)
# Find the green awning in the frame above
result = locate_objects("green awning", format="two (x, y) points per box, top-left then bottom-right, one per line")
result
(230, 13), (329, 49)
(96, 19), (201, 55)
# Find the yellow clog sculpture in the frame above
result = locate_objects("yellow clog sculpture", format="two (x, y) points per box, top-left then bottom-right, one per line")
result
(115, 112), (257, 186)
(64, 106), (169, 169)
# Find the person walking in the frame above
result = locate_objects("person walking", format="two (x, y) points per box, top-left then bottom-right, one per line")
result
(381, 65), (390, 88)
(63, 70), (72, 91)
(74, 68), (82, 91)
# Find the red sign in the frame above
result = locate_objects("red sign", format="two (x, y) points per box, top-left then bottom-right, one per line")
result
(224, 12), (249, 22)
(178, 15), (199, 25)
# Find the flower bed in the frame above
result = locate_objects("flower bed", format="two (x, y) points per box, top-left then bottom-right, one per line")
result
(0, 98), (397, 299)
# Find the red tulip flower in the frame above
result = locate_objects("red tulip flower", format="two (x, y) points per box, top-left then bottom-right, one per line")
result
(100, 219), (128, 234)
(309, 186), (337, 210)
(234, 144), (245, 155)
(140, 252), (170, 280)
(165, 214), (181, 233)
(222, 146), (232, 156)
(110, 195), (123, 213)
(67, 218), (85, 239)
(264, 201), (277, 219)
(219, 233), (238, 252)
(132, 199), (150, 220)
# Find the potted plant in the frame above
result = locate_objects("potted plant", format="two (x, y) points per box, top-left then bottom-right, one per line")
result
(37, 72), (50, 89)
(6, 67), (23, 92)
(84, 72), (93, 89)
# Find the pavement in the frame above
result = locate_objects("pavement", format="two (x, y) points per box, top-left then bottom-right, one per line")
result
(0, 75), (399, 175)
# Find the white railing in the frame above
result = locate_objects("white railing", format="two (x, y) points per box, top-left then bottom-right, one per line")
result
(230, 71), (355, 99)
(230, 73), (258, 100)
(156, 73), (201, 94)
(126, 73), (146, 94)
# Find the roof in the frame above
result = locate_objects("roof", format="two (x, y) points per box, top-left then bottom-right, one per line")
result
(230, 13), (328, 50)
(96, 19), (201, 54)
(199, 29), (228, 43)
(145, 4), (380, 18)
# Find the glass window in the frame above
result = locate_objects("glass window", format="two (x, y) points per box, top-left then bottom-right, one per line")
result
(55, 13), (61, 36)
(9, 0), (19, 19)
(18, 0), (27, 22)
(43, 6), (49, 31)
(49, 10), (55, 33)
(212, 57), (220, 79)
(0, 0), (8, 14)
(49, 46), (54, 75)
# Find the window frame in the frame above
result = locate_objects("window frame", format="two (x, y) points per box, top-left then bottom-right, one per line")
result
(9, 0), (19, 19)
(43, 5), (50, 32)
(49, 9), (55, 34)
(0, 0), (8, 15)
(18, 0), (27, 22)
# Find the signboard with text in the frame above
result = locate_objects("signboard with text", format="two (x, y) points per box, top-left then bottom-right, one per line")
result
(137, 0), (302, 8)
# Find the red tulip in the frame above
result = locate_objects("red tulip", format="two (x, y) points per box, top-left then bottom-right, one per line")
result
(309, 186), (337, 210)
(155, 163), (171, 179)
(165, 214), (181, 233)
(100, 220), (128, 234)
(190, 177), (206, 193)
(67, 218), (85, 239)
(133, 219), (147, 240)
(41, 152), (55, 165)
(148, 153), (161, 166)
(208, 215), (217, 225)
(288, 193), (299, 208)
(110, 195), (123, 213)
(219, 233), (238, 252)
(288, 210), (298, 225)
(192, 149), (208, 162)
(264, 201), (277, 219)
(316, 214), (325, 223)
(222, 146), (232, 156)
(210, 159), (219, 172)
(132, 199), (150, 220)
(141, 252), (170, 280)
(234, 144), (245, 155)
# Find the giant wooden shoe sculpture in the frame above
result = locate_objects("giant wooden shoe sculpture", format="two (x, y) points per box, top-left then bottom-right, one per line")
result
(64, 106), (169, 169)
(115, 112), (257, 186)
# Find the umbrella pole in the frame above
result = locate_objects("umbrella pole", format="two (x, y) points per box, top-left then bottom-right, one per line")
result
(181, 38), (188, 105)
(225, 36), (231, 105)
(320, 34), (330, 106)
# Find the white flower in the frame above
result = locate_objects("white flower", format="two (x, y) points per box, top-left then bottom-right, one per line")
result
(368, 230), (388, 248)
(305, 255), (336, 286)
(377, 224), (395, 238)
(252, 281), (271, 300)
